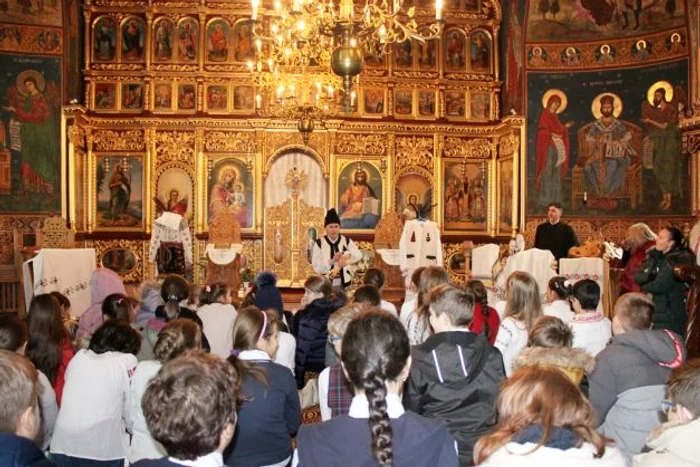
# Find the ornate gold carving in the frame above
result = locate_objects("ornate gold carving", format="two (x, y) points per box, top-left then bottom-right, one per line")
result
(498, 135), (519, 157)
(443, 242), (466, 283)
(334, 133), (387, 156)
(204, 131), (253, 152)
(209, 212), (242, 244)
(87, 239), (145, 283)
(155, 131), (196, 165)
(442, 137), (493, 159)
(37, 216), (75, 249)
(68, 125), (86, 150)
(92, 130), (145, 152)
(395, 136), (433, 172)
(242, 239), (263, 275)
(374, 211), (403, 250)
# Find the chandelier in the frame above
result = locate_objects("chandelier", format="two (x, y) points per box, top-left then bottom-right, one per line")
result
(250, 0), (444, 111)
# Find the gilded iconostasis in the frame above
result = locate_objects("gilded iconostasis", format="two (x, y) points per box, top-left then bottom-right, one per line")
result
(0, 0), (698, 286)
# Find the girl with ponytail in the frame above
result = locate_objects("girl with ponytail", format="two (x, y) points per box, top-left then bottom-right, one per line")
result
(295, 310), (458, 467)
(224, 306), (300, 467)
(543, 276), (575, 323)
(466, 279), (501, 345)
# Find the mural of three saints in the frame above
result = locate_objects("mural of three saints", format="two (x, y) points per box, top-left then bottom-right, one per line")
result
(528, 65), (689, 216)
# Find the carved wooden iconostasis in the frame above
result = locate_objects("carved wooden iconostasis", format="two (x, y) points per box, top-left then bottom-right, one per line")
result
(60, 0), (525, 286)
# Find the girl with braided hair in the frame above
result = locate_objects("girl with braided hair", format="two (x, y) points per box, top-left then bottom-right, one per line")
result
(295, 310), (458, 467)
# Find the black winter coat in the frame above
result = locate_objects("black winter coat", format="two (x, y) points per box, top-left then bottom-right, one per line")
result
(404, 331), (505, 466)
(635, 247), (694, 337)
(292, 298), (339, 388)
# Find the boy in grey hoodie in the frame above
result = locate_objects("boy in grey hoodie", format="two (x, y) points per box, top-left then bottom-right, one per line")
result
(590, 293), (686, 461)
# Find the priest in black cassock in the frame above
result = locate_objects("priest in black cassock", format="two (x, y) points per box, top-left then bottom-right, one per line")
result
(534, 202), (579, 260)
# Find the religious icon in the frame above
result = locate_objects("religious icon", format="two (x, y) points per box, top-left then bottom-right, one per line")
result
(470, 93), (490, 119)
(153, 18), (174, 62)
(233, 21), (255, 62)
(394, 90), (413, 116)
(177, 17), (198, 62)
(337, 162), (382, 230)
(535, 89), (573, 208)
(93, 17), (117, 61)
(633, 39), (650, 60)
(445, 91), (466, 117)
(561, 46), (581, 65)
(528, 46), (547, 66)
(177, 84), (196, 111)
(445, 30), (466, 70)
(208, 158), (254, 228)
(96, 156), (144, 230)
(207, 19), (230, 62)
(121, 83), (143, 110)
(363, 88), (385, 115)
(101, 248), (137, 275)
(153, 83), (173, 111)
(121, 17), (145, 61)
(417, 36), (437, 70)
(596, 44), (615, 63)
(443, 160), (488, 231)
(395, 173), (432, 218)
(394, 40), (413, 69)
(155, 167), (193, 219)
(499, 158), (514, 233)
(470, 30), (490, 72)
(206, 85), (228, 111)
(418, 91), (436, 117)
(364, 46), (385, 67)
(94, 83), (117, 110)
(666, 32), (684, 53)
(233, 86), (255, 110)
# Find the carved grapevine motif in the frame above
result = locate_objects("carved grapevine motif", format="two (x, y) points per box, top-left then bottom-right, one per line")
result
(335, 133), (387, 156)
(204, 131), (253, 152)
(395, 136), (433, 171)
(93, 130), (145, 152)
(155, 131), (195, 165)
(442, 137), (492, 159)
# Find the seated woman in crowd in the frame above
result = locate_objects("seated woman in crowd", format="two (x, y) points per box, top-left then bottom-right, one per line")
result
(620, 223), (656, 294)
(295, 310), (459, 466)
(225, 307), (301, 467)
(292, 275), (341, 388)
(542, 276), (575, 323)
(495, 271), (543, 376)
(50, 321), (141, 467)
(473, 366), (626, 466)
(635, 225), (695, 337)
(467, 279), (501, 345)
(26, 294), (74, 406)
(198, 282), (237, 359)
(129, 319), (202, 463)
(406, 266), (450, 346)
(77, 268), (128, 344)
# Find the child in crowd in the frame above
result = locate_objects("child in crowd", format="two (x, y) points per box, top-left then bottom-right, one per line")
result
(102, 293), (132, 323)
(405, 284), (505, 465)
(292, 275), (340, 388)
(569, 279), (611, 357)
(318, 304), (363, 421)
(254, 271), (284, 320)
(0, 350), (54, 467)
(351, 285), (381, 309)
(129, 319), (202, 463)
(147, 275), (210, 352)
(494, 271), (543, 376)
(543, 276), (575, 323)
(185, 284), (201, 311)
(130, 352), (239, 467)
(225, 307), (300, 467)
(50, 291), (76, 340)
(50, 321), (141, 467)
(0, 314), (58, 450)
(26, 294), (74, 406)
(362, 268), (398, 317)
(399, 266), (425, 327)
(406, 266), (450, 346)
(473, 366), (626, 466)
(513, 315), (595, 394)
(295, 310), (459, 466)
(466, 280), (501, 345)
(198, 283), (237, 359)
(77, 268), (127, 342)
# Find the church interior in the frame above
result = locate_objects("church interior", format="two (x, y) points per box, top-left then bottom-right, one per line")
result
(0, 0), (698, 313)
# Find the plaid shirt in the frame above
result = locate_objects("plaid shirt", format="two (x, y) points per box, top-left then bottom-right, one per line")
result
(328, 363), (354, 418)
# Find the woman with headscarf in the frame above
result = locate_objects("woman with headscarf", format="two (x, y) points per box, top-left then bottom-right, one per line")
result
(76, 268), (127, 346)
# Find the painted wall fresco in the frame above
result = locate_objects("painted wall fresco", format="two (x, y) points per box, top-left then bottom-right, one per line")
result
(526, 59), (690, 217)
(526, 0), (686, 42)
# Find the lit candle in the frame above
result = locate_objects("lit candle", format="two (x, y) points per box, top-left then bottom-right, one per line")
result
(327, 85), (334, 98)
(292, 0), (302, 12)
(339, 0), (354, 20)
(255, 94), (262, 109)
(435, 0), (443, 20)
(351, 91), (356, 107)
(584, 191), (588, 202)
(251, 0), (259, 21)
(255, 38), (262, 52)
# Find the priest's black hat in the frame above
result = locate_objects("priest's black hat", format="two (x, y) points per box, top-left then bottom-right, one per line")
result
(324, 208), (341, 226)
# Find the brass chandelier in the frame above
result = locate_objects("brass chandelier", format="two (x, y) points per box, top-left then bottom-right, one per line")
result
(250, 0), (444, 112)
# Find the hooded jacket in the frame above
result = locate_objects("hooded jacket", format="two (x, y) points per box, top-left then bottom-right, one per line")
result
(512, 346), (595, 386)
(590, 329), (686, 459)
(76, 268), (127, 340)
(634, 418), (700, 467)
(404, 331), (505, 466)
(296, 411), (458, 467)
(293, 298), (340, 388)
(635, 247), (695, 336)
(0, 433), (55, 467)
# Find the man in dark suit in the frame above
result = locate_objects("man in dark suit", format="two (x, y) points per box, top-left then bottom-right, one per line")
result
(534, 202), (578, 260)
